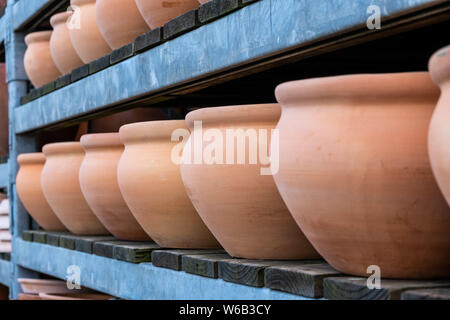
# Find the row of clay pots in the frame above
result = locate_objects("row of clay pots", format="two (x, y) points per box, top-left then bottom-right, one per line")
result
(17, 45), (450, 279)
(24, 0), (206, 87)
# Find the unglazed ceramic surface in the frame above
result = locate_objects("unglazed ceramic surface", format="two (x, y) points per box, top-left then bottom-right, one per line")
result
(41, 142), (109, 235)
(16, 153), (67, 231)
(180, 104), (320, 260)
(24, 31), (61, 87)
(118, 120), (220, 248)
(274, 72), (450, 278)
(79, 133), (150, 240)
(96, 0), (150, 49)
(69, 0), (112, 64)
(135, 0), (200, 29)
(50, 11), (84, 74)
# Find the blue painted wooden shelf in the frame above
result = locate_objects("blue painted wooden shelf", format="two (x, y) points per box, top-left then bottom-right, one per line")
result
(14, 0), (448, 133)
(0, 259), (11, 287)
(0, 162), (8, 188)
(14, 239), (309, 300)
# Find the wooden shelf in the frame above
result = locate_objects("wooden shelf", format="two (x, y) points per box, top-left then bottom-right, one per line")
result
(0, 258), (11, 287)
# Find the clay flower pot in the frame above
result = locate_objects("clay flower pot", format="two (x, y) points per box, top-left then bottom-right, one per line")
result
(274, 72), (450, 279)
(50, 11), (84, 74)
(79, 133), (150, 241)
(180, 104), (319, 260)
(135, 0), (200, 29)
(118, 120), (219, 248)
(69, 0), (112, 64)
(41, 142), (109, 235)
(429, 45), (450, 207)
(24, 31), (61, 88)
(16, 153), (67, 231)
(96, 0), (150, 50)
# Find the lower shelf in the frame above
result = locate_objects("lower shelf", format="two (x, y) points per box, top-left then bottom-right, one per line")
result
(0, 258), (11, 287)
(14, 238), (310, 300)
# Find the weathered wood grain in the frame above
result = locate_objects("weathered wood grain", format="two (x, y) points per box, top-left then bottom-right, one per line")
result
(152, 249), (226, 271)
(21, 230), (34, 242)
(32, 230), (47, 244)
(75, 236), (116, 254)
(113, 242), (161, 264)
(182, 253), (232, 278)
(401, 288), (450, 300)
(324, 277), (450, 300)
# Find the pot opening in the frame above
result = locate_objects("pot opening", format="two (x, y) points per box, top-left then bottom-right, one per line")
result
(42, 142), (84, 156)
(17, 153), (45, 165)
(50, 11), (73, 28)
(119, 120), (188, 144)
(80, 133), (123, 150)
(25, 31), (52, 45)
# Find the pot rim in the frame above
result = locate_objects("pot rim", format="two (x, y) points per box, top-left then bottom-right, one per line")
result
(275, 72), (439, 106)
(80, 132), (123, 150)
(17, 153), (45, 165)
(185, 104), (280, 130)
(71, 0), (96, 6)
(429, 45), (450, 86)
(119, 120), (187, 143)
(25, 31), (52, 45)
(50, 11), (73, 28)
(42, 142), (84, 155)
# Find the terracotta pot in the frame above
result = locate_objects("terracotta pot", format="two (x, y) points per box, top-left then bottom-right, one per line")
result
(0, 63), (8, 157)
(79, 133), (150, 240)
(96, 0), (150, 50)
(17, 278), (87, 294)
(39, 293), (113, 300)
(135, 0), (200, 29)
(273, 72), (450, 279)
(41, 142), (109, 235)
(118, 120), (219, 248)
(18, 293), (42, 300)
(24, 31), (61, 88)
(180, 105), (319, 260)
(50, 11), (84, 75)
(16, 153), (67, 231)
(429, 45), (450, 207)
(69, 0), (112, 64)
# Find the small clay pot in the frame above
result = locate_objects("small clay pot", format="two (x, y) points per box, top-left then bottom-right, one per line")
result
(274, 72), (450, 279)
(118, 120), (220, 248)
(96, 0), (150, 50)
(39, 293), (113, 300)
(180, 104), (319, 260)
(16, 153), (67, 231)
(41, 142), (109, 235)
(429, 45), (450, 207)
(135, 0), (200, 29)
(0, 64), (8, 157)
(79, 133), (150, 241)
(24, 31), (61, 88)
(69, 0), (112, 64)
(50, 11), (84, 74)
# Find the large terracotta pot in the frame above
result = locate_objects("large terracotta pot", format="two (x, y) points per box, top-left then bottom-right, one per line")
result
(24, 31), (61, 88)
(135, 0), (200, 29)
(180, 105), (319, 260)
(16, 153), (67, 231)
(69, 0), (112, 64)
(79, 133), (150, 241)
(50, 11), (84, 75)
(96, 0), (150, 50)
(273, 72), (450, 279)
(429, 45), (450, 207)
(118, 120), (219, 248)
(41, 142), (109, 235)
(0, 64), (8, 157)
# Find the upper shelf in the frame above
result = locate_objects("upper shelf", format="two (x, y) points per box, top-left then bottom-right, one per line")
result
(12, 0), (69, 32)
(14, 0), (450, 134)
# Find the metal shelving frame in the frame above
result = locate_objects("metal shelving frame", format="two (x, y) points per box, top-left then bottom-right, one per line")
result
(0, 0), (449, 299)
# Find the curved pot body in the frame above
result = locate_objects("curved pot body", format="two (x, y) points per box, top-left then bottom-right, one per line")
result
(16, 153), (67, 231)
(180, 104), (319, 260)
(429, 45), (450, 208)
(0, 64), (8, 157)
(50, 11), (84, 74)
(118, 120), (219, 248)
(24, 31), (61, 88)
(274, 72), (450, 279)
(79, 133), (150, 240)
(135, 0), (200, 29)
(96, 0), (149, 50)
(69, 0), (112, 64)
(41, 142), (109, 235)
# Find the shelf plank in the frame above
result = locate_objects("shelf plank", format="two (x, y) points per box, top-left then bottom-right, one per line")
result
(14, 238), (308, 300)
(0, 162), (8, 188)
(14, 0), (446, 133)
(323, 277), (450, 300)
(401, 288), (450, 300)
(0, 258), (10, 287)
(264, 262), (343, 298)
(152, 249), (226, 271)
(182, 253), (232, 278)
